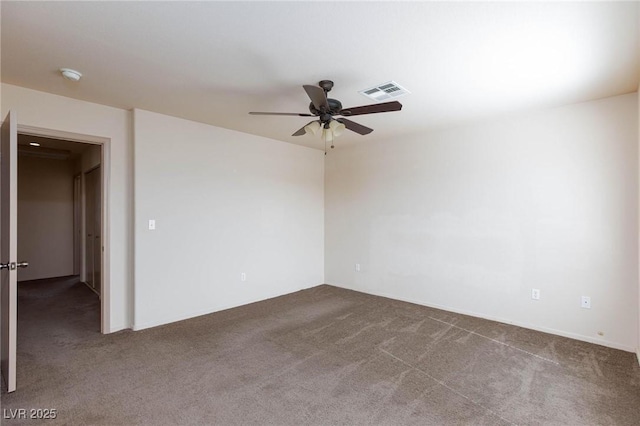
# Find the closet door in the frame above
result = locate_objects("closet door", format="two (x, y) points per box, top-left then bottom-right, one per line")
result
(84, 169), (96, 289)
(73, 175), (81, 276)
(92, 167), (101, 295)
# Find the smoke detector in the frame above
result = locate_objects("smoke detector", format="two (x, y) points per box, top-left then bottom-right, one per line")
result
(60, 68), (82, 82)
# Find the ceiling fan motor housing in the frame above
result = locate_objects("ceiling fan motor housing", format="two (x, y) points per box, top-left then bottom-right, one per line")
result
(308, 98), (343, 120)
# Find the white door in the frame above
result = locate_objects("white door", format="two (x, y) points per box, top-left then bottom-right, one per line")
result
(85, 172), (93, 288)
(91, 167), (101, 295)
(84, 167), (101, 293)
(85, 169), (95, 290)
(1, 111), (27, 393)
(73, 174), (81, 276)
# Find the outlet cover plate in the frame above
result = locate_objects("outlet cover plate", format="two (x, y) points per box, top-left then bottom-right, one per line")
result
(581, 296), (591, 309)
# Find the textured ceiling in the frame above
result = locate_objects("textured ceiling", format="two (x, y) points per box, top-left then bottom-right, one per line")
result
(2, 1), (638, 150)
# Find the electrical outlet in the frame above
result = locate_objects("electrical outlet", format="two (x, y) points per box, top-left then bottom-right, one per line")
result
(240, 272), (246, 282)
(355, 263), (361, 272)
(581, 296), (591, 309)
(531, 288), (540, 300)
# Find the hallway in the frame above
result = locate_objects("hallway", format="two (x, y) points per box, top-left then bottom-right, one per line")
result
(14, 276), (101, 391)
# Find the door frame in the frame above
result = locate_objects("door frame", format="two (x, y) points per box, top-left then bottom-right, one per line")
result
(17, 124), (111, 334)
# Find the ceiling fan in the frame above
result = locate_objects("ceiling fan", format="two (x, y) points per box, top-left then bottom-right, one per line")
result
(249, 80), (402, 147)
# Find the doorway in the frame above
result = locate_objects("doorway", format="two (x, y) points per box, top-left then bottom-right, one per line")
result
(2, 117), (112, 392)
(16, 125), (110, 333)
(17, 133), (102, 297)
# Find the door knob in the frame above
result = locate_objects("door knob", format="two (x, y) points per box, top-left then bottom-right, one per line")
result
(0, 262), (28, 270)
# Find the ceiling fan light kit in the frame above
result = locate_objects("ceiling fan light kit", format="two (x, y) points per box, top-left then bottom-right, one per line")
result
(249, 80), (403, 148)
(322, 127), (333, 144)
(304, 121), (321, 135)
(329, 119), (345, 137)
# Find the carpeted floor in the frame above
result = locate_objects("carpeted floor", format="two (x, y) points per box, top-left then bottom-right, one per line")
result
(1, 276), (639, 425)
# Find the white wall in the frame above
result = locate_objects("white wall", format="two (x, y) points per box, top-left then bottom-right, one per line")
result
(326, 93), (639, 351)
(133, 109), (324, 330)
(2, 83), (132, 332)
(17, 155), (75, 281)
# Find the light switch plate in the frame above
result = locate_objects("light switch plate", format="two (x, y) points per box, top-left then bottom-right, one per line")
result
(148, 219), (156, 230)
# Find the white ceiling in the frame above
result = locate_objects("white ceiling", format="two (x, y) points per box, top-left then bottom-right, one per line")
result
(2, 1), (638, 150)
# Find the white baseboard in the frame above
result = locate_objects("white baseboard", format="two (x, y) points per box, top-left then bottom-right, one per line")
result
(106, 324), (129, 334)
(636, 348), (640, 366)
(327, 283), (636, 353)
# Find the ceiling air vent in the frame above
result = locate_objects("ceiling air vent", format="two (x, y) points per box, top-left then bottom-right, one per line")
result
(359, 81), (410, 101)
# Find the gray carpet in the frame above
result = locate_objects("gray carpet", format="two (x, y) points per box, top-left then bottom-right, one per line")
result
(1, 276), (639, 425)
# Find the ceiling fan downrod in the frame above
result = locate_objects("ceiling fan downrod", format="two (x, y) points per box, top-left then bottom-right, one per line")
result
(318, 80), (334, 93)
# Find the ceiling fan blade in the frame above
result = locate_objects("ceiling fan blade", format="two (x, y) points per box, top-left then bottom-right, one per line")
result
(339, 101), (402, 116)
(337, 118), (373, 135)
(249, 112), (315, 116)
(303, 85), (329, 111)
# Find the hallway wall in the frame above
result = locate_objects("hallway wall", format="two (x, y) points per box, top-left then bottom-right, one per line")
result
(18, 154), (75, 281)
